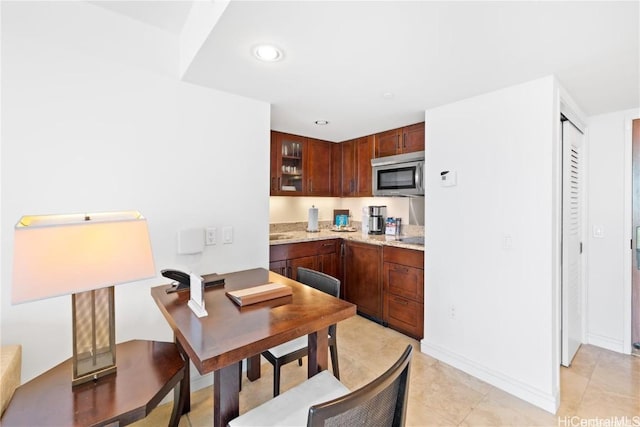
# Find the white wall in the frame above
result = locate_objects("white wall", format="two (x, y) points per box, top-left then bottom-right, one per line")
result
(586, 108), (639, 352)
(0, 2), (270, 385)
(423, 76), (560, 412)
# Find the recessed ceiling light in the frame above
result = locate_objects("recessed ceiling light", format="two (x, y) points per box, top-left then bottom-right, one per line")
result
(382, 92), (395, 99)
(253, 44), (283, 62)
(315, 120), (329, 125)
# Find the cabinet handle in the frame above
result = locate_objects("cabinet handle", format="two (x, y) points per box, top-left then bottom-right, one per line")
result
(402, 133), (406, 149)
(322, 242), (332, 247)
(394, 297), (409, 306)
(278, 177), (281, 191)
(271, 177), (275, 191)
(309, 179), (313, 192)
(393, 267), (410, 274)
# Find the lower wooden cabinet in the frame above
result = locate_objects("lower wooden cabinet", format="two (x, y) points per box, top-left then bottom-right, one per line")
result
(344, 241), (383, 321)
(269, 238), (425, 340)
(383, 246), (424, 339)
(269, 239), (339, 280)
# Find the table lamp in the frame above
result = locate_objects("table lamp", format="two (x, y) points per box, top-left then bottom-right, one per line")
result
(11, 211), (155, 386)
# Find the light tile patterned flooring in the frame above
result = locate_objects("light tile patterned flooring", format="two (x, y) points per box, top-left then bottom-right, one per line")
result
(134, 315), (640, 426)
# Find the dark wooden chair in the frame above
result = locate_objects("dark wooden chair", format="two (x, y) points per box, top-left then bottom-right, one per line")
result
(261, 267), (341, 396)
(228, 345), (413, 427)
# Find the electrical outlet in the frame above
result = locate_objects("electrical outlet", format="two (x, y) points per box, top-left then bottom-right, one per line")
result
(450, 305), (456, 320)
(223, 226), (233, 244)
(205, 227), (216, 245)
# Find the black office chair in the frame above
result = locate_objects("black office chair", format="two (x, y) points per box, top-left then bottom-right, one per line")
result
(261, 267), (341, 397)
(228, 345), (413, 427)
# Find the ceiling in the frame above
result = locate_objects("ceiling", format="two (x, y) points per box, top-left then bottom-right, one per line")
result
(92, 1), (639, 142)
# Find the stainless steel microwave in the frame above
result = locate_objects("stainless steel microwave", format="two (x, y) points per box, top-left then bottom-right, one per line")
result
(371, 151), (424, 196)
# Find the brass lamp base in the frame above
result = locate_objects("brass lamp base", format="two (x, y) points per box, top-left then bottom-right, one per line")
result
(72, 287), (116, 386)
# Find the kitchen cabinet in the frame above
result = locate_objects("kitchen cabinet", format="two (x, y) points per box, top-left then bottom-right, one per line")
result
(305, 138), (333, 196)
(271, 132), (333, 196)
(374, 122), (425, 158)
(269, 240), (340, 280)
(344, 240), (382, 321)
(382, 246), (424, 339)
(331, 143), (342, 197)
(271, 131), (306, 195)
(341, 136), (373, 197)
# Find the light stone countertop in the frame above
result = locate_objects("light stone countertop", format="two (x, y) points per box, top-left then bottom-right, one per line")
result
(269, 222), (424, 251)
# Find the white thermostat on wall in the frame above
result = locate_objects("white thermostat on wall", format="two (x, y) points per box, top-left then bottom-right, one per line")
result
(440, 170), (457, 187)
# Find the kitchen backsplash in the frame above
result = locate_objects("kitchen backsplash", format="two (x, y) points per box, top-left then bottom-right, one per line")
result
(270, 196), (424, 226)
(270, 220), (424, 236)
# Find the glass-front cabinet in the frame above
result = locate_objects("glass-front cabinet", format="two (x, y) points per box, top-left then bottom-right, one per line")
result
(271, 132), (305, 195)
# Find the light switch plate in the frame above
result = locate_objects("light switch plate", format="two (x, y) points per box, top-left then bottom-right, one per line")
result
(223, 226), (233, 244)
(206, 227), (216, 245)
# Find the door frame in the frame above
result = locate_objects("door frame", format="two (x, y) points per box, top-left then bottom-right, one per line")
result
(623, 112), (640, 354)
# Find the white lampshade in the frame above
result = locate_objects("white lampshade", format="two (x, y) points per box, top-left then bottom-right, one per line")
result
(12, 211), (156, 304)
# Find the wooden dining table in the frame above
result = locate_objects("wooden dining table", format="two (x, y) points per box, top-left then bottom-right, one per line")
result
(150, 267), (356, 427)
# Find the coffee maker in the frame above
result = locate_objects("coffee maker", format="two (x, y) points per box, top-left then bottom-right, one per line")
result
(368, 206), (387, 235)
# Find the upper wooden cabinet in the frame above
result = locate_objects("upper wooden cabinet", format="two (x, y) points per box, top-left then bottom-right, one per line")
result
(271, 131), (306, 196)
(341, 136), (373, 197)
(306, 138), (332, 196)
(374, 122), (425, 158)
(271, 123), (423, 197)
(271, 132), (333, 196)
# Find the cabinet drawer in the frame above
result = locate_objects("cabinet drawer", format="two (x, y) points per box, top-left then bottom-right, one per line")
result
(384, 294), (423, 340)
(383, 262), (423, 302)
(270, 240), (336, 261)
(383, 246), (423, 269)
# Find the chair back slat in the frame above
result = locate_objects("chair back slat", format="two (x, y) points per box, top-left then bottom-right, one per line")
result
(296, 267), (340, 298)
(296, 267), (341, 338)
(307, 345), (413, 427)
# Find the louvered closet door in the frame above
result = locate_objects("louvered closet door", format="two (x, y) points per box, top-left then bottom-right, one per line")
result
(562, 119), (584, 367)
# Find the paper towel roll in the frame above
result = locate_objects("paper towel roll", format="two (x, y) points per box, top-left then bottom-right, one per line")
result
(307, 205), (319, 232)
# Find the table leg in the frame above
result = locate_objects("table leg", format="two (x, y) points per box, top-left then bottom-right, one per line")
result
(246, 355), (261, 381)
(307, 326), (329, 378)
(213, 363), (240, 427)
(175, 337), (190, 414)
(169, 366), (186, 427)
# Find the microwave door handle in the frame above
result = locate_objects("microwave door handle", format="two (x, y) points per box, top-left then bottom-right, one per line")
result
(415, 163), (424, 191)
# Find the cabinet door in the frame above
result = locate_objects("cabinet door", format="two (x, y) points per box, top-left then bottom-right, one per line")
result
(331, 143), (342, 197)
(355, 136), (373, 196)
(270, 132), (279, 194)
(341, 139), (356, 196)
(375, 129), (402, 158)
(402, 122), (425, 153)
(289, 256), (317, 280)
(271, 132), (306, 195)
(306, 138), (332, 196)
(318, 253), (338, 279)
(316, 240), (338, 279)
(269, 260), (287, 277)
(344, 241), (382, 320)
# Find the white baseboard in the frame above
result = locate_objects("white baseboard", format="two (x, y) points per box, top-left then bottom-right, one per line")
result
(420, 341), (559, 414)
(586, 333), (626, 354)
